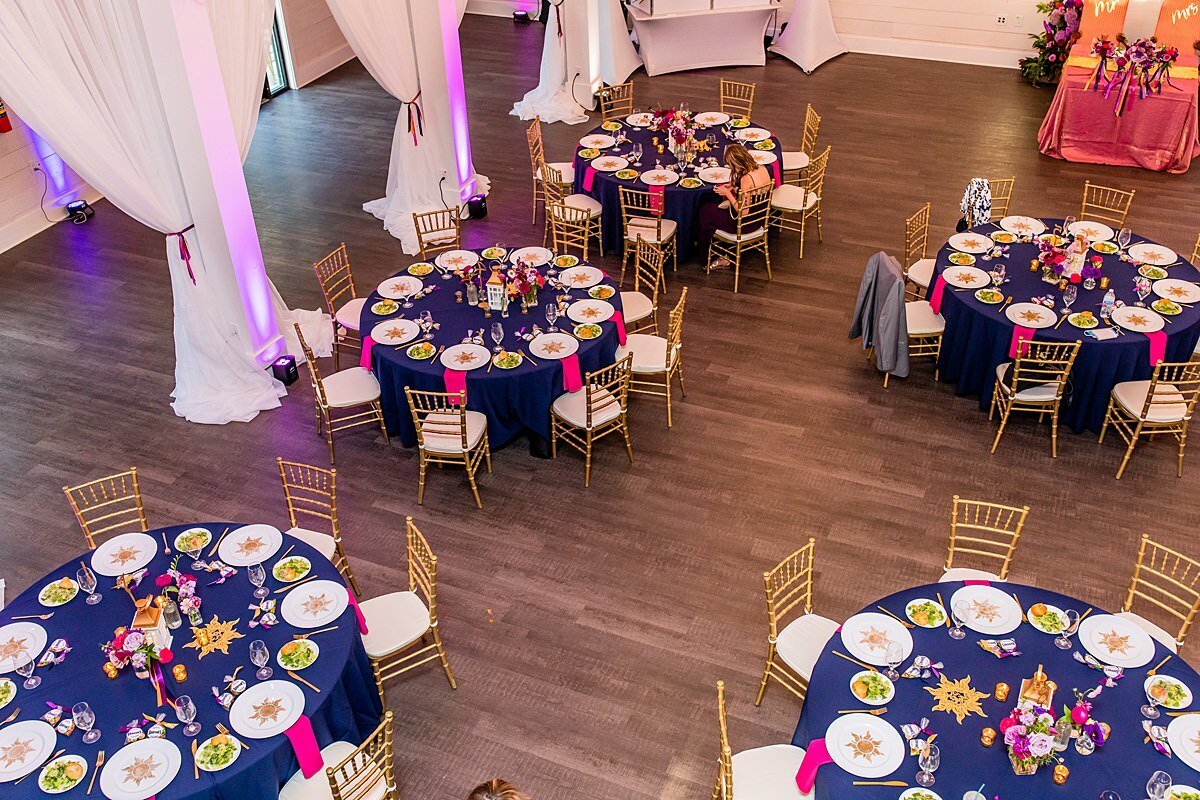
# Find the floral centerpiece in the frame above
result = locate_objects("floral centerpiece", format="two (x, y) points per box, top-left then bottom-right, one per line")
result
(156, 557), (202, 625)
(1000, 704), (1058, 774)
(651, 106), (701, 156)
(1037, 237), (1068, 283)
(506, 261), (545, 307)
(102, 627), (176, 706)
(1019, 0), (1083, 86)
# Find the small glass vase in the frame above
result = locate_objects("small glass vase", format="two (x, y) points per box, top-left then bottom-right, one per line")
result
(161, 597), (183, 630)
(187, 608), (203, 627)
(522, 288), (538, 308)
(1009, 752), (1039, 776)
(1041, 266), (1059, 284)
(1083, 277), (1097, 290)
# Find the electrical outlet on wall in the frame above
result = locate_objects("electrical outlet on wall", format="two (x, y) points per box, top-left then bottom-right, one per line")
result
(29, 159), (43, 174)
(995, 14), (1008, 25)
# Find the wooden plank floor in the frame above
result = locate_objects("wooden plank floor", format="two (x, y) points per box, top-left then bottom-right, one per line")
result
(3, 15), (1200, 799)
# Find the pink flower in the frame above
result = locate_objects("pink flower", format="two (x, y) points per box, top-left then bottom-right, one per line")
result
(158, 648), (173, 664)
(1003, 724), (1028, 746)
(155, 574), (172, 587)
(1028, 733), (1054, 757)
(124, 630), (146, 650)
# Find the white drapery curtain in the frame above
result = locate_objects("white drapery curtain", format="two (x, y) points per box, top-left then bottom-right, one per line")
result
(511, 2), (590, 125)
(0, 0), (284, 424)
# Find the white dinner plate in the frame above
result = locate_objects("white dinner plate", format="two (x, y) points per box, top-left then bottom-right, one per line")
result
(1167, 714), (1200, 772)
(0, 622), (47, 675)
(375, 275), (423, 300)
(591, 155), (629, 173)
(1078, 613), (1156, 668)
(1026, 603), (1068, 634)
(559, 266), (605, 289)
(1154, 279), (1200, 304)
(1006, 302), (1057, 329)
(750, 151), (778, 165)
(694, 111), (730, 126)
(0, 720), (56, 782)
(280, 578), (349, 629)
(371, 319), (420, 347)
(940, 265), (989, 289)
(579, 134), (615, 149)
(90, 532), (157, 577)
(999, 216), (1047, 236)
(218, 523), (283, 567)
(640, 170), (679, 186)
(434, 249), (479, 271)
(1112, 305), (1165, 333)
(100, 739), (181, 800)
(509, 246), (553, 266)
(839, 612), (914, 666)
(825, 714), (905, 779)
(948, 585), (1021, 635)
(529, 332), (579, 360)
(948, 232), (994, 254)
(1129, 243), (1178, 266)
(566, 299), (615, 324)
(440, 343), (490, 371)
(734, 127), (771, 142)
(1145, 673), (1193, 710)
(229, 679), (306, 740)
(699, 167), (731, 184)
(1067, 221), (1115, 243)
(625, 112), (654, 127)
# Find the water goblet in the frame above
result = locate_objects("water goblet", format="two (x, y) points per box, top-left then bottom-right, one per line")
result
(1054, 609), (1081, 650)
(77, 565), (101, 605)
(250, 639), (272, 680)
(884, 641), (903, 681)
(1063, 284), (1078, 313)
(15, 654), (39, 689)
(248, 562), (268, 599)
(949, 601), (970, 640)
(1117, 228), (1132, 251)
(1136, 279), (1151, 307)
(420, 311), (434, 341)
(545, 303), (559, 333)
(1098, 791), (1121, 800)
(631, 143), (642, 167)
(1147, 770), (1172, 800)
(490, 322), (505, 353)
(1143, 682), (1164, 719)
(73, 701), (101, 744)
(400, 288), (414, 309)
(175, 694), (201, 737)
(916, 743), (940, 787)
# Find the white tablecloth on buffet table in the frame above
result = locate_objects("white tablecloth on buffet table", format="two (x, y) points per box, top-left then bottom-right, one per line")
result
(627, 0), (780, 76)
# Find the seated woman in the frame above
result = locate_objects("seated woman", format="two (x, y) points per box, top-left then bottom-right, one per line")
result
(468, 779), (531, 800)
(698, 143), (773, 268)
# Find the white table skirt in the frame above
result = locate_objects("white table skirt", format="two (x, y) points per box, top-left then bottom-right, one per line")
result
(769, 0), (846, 73)
(629, 5), (777, 76)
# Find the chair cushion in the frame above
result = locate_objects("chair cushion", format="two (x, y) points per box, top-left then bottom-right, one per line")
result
(359, 590), (431, 657)
(615, 333), (678, 374)
(322, 367), (382, 408)
(905, 300), (945, 336)
(996, 362), (1059, 403)
(1112, 380), (1189, 423)
(620, 291), (654, 324)
(770, 184), (817, 212)
(538, 161), (576, 183)
(280, 740), (389, 800)
(421, 409), (488, 453)
(335, 297), (367, 331)
(907, 258), (935, 289)
(284, 527), (337, 561)
(940, 567), (1005, 583)
(732, 744), (812, 800)
(626, 217), (677, 244)
(776, 613), (840, 679)
(1116, 610), (1179, 653)
(563, 194), (602, 218)
(781, 151), (810, 171)
(715, 226), (767, 243)
(553, 386), (623, 429)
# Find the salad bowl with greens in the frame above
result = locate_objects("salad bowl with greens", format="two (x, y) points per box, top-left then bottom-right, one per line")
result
(39, 754), (87, 794)
(492, 351), (524, 370)
(196, 733), (242, 772)
(900, 790), (943, 800)
(277, 638), (320, 671)
(905, 598), (946, 628)
(1147, 675), (1193, 709)
(849, 669), (894, 706)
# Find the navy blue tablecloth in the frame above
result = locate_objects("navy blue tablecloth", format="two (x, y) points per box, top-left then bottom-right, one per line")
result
(934, 222), (1200, 433)
(571, 116), (782, 261)
(793, 581), (1198, 800)
(4, 523), (381, 800)
(361, 251), (621, 456)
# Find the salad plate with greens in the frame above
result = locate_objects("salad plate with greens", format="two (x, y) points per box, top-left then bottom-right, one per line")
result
(196, 733), (242, 772)
(900, 790), (943, 800)
(38, 578), (78, 607)
(904, 598), (946, 628)
(38, 754), (86, 794)
(272, 555), (312, 583)
(1146, 675), (1193, 710)
(1169, 785), (1200, 800)
(277, 638), (320, 671)
(174, 527), (212, 554)
(1027, 602), (1067, 634)
(492, 351), (524, 370)
(849, 669), (895, 706)
(0, 677), (15, 710)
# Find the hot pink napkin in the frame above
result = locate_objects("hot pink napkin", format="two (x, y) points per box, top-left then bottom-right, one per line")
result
(612, 310), (627, 346)
(562, 353), (583, 392)
(1009, 326), (1036, 358)
(794, 738), (832, 793)
(771, 160), (782, 187)
(359, 335), (376, 370)
(928, 275), (947, 314)
(444, 368), (468, 406)
(346, 587), (368, 634)
(964, 579), (991, 586)
(582, 166), (596, 192)
(1146, 330), (1167, 365)
(283, 714), (323, 779)
(649, 184), (665, 213)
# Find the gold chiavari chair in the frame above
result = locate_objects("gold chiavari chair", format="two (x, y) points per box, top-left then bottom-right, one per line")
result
(295, 324), (388, 465)
(988, 176), (1016, 219)
(619, 185), (677, 281)
(989, 339), (1081, 457)
(780, 104), (821, 180)
(276, 457), (360, 597)
(404, 386), (491, 508)
(711, 183), (773, 292)
(616, 287), (687, 427)
(541, 163), (603, 259)
(719, 79), (756, 119)
(313, 244), (364, 371)
(714, 681), (807, 800)
(1100, 360), (1200, 479)
(1192, 233), (1200, 266)
(754, 538), (840, 707)
(903, 202), (934, 300)
(280, 711), (397, 800)
(359, 518), (457, 703)
(63, 468), (148, 550)
(770, 145), (830, 260)
(1119, 534), (1200, 652)
(941, 495), (1029, 582)
(526, 117), (576, 226)
(883, 297), (945, 389)
(622, 237), (666, 336)
(413, 208), (461, 263)
(551, 354), (634, 487)
(1080, 181), (1135, 228)
(599, 81), (634, 122)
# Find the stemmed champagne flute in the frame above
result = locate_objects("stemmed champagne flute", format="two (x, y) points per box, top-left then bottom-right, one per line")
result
(949, 601), (970, 640)
(490, 322), (505, 353)
(73, 701), (101, 744)
(545, 303), (559, 333)
(248, 562), (268, 599)
(631, 143), (643, 167)
(175, 694), (201, 737)
(250, 639), (272, 680)
(884, 641), (904, 681)
(1053, 609), (1080, 650)
(400, 287), (414, 309)
(15, 654), (39, 689)
(77, 565), (101, 605)
(915, 743), (940, 787)
(1063, 284), (1078, 314)
(1147, 771), (1172, 800)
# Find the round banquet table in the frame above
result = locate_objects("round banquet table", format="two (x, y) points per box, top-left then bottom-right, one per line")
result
(2, 523), (381, 800)
(933, 221), (1200, 434)
(571, 114), (783, 261)
(792, 580), (1198, 800)
(362, 249), (622, 457)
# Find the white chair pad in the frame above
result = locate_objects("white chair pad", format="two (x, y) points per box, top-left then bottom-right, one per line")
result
(615, 333), (678, 374)
(557, 194), (602, 218)
(996, 363), (1059, 403)
(907, 258), (935, 289)
(1113, 380), (1189, 423)
(553, 385), (623, 429)
(359, 590), (432, 657)
(732, 745), (811, 800)
(280, 740), (388, 800)
(1116, 610), (1179, 653)
(940, 567), (1005, 583)
(322, 367), (382, 408)
(776, 613), (840, 678)
(906, 300), (945, 336)
(538, 161), (576, 183)
(335, 297), (367, 332)
(626, 217), (677, 244)
(770, 184), (817, 212)
(781, 151), (810, 171)
(620, 291), (654, 324)
(284, 527), (337, 561)
(715, 226), (767, 243)
(421, 410), (487, 454)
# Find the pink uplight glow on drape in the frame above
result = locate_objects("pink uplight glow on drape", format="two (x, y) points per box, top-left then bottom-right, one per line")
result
(439, 0), (475, 201)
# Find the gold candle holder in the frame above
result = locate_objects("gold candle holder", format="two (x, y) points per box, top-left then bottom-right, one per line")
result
(1030, 258), (1040, 271)
(980, 727), (996, 747)
(1053, 764), (1069, 785)
(172, 664), (188, 682)
(994, 682), (1010, 701)
(103, 662), (119, 679)
(1058, 279), (1069, 291)
(651, 136), (659, 146)
(1100, 276), (1110, 289)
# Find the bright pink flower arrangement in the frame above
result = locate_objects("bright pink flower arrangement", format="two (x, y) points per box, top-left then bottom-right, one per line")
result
(102, 628), (173, 671)
(1000, 704), (1057, 767)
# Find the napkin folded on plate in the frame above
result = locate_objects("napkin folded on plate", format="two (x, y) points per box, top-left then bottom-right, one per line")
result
(443, 368), (468, 405)
(928, 276), (947, 315)
(1146, 330), (1167, 365)
(562, 353), (583, 393)
(794, 738), (832, 793)
(1009, 327), (1036, 359)
(359, 336), (376, 370)
(346, 587), (369, 634)
(1085, 327), (1119, 341)
(283, 714), (324, 778)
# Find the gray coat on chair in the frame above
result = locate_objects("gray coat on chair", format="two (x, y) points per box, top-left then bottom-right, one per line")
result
(849, 251), (909, 377)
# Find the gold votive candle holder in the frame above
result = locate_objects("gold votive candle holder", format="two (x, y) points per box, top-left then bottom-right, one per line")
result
(656, 145), (665, 154)
(651, 136), (659, 146)
(103, 662), (119, 679)
(1100, 276), (1110, 289)
(172, 664), (188, 682)
(1030, 258), (1040, 271)
(994, 682), (1010, 701)
(1053, 764), (1069, 785)
(980, 727), (996, 746)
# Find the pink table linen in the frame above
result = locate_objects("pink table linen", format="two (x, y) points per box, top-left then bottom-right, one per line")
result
(359, 335), (376, 370)
(613, 310), (628, 346)
(283, 714), (324, 778)
(794, 737), (832, 793)
(1146, 329), (1168, 365)
(1009, 326), (1036, 359)
(444, 368), (468, 405)
(562, 353), (583, 392)
(928, 275), (947, 315)
(346, 586), (369, 634)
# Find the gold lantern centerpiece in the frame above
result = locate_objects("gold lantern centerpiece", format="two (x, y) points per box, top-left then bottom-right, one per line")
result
(486, 267), (507, 315)
(131, 596), (173, 653)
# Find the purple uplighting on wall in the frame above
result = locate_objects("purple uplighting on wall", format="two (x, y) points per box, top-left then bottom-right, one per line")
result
(439, 0), (476, 201)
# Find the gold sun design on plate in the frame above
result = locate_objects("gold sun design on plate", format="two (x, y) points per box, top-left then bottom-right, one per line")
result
(925, 674), (988, 724)
(956, 272), (979, 284)
(109, 545), (143, 568)
(447, 256), (465, 266)
(540, 341), (566, 355)
(1019, 310), (1044, 323)
(389, 283), (408, 294)
(960, 237), (984, 249)
(235, 536), (266, 556)
(1168, 287), (1190, 298)
(570, 273), (591, 284)
(301, 593), (334, 618)
(1077, 226), (1100, 238)
(453, 351), (478, 366)
(1144, 251), (1166, 263)
(121, 754), (161, 787)
(599, 160), (618, 169)
(1128, 314), (1149, 327)
(0, 636), (31, 663)
(969, 598), (1001, 622)
(858, 625), (893, 653)
(384, 326), (405, 340)
(845, 731), (884, 762)
(0, 737), (35, 768)
(250, 697), (287, 726)
(1013, 222), (1032, 233)
(580, 307), (601, 318)
(1191, 731), (1200, 755)
(1097, 629), (1132, 655)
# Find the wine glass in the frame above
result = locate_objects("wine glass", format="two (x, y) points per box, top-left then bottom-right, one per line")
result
(1054, 609), (1081, 650)
(184, 536), (205, 570)
(631, 143), (643, 167)
(73, 701), (101, 744)
(949, 601), (969, 640)
(1143, 681), (1164, 719)
(990, 266), (1006, 288)
(248, 562), (268, 599)
(1063, 284), (1078, 313)
(1117, 228), (1132, 251)
(545, 303), (559, 333)
(1136, 278), (1151, 307)
(175, 694), (201, 737)
(490, 322), (505, 353)
(1063, 215), (1076, 237)
(15, 654), (39, 689)
(1147, 771), (1172, 800)
(915, 743), (939, 787)
(400, 287), (414, 309)
(77, 565), (101, 605)
(884, 641), (903, 681)
(419, 310), (434, 341)
(250, 639), (272, 680)
(1098, 791), (1121, 800)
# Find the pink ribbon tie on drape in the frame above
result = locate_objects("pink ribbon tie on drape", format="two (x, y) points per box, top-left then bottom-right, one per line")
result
(795, 738), (832, 793)
(405, 92), (424, 146)
(1145, 330), (1167, 365)
(562, 353), (583, 392)
(443, 369), (468, 405)
(1009, 326), (1036, 358)
(359, 336), (376, 370)
(771, 160), (782, 187)
(613, 310), (627, 346)
(167, 224), (197, 285)
(964, 579), (991, 586)
(928, 275), (947, 314)
(345, 587), (369, 634)
(582, 166), (596, 192)
(648, 184), (665, 213)
(283, 714), (323, 779)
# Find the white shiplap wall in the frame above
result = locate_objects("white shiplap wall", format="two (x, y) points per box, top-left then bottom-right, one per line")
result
(277, 0), (355, 87)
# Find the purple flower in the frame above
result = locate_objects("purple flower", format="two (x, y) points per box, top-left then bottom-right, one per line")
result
(1019, 710), (1036, 726)
(124, 630), (145, 650)
(1004, 725), (1028, 746)
(130, 651), (147, 669)
(1029, 733), (1055, 757)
